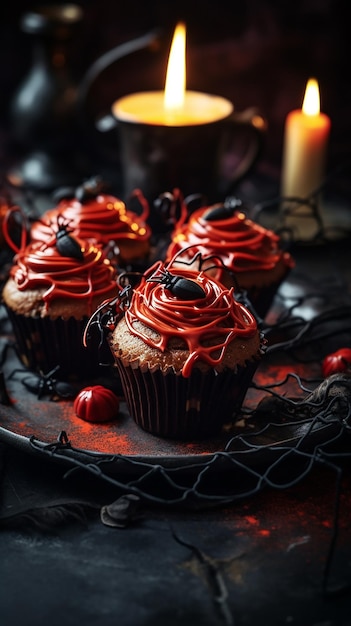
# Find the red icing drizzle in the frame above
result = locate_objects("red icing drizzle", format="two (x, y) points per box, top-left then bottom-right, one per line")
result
(9, 239), (117, 313)
(125, 261), (258, 377)
(30, 191), (151, 245)
(167, 207), (292, 274)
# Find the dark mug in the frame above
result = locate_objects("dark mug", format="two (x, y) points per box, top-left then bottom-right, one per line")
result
(111, 93), (267, 203)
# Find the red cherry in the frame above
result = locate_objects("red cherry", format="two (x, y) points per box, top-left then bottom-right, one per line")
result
(322, 348), (351, 378)
(74, 385), (120, 423)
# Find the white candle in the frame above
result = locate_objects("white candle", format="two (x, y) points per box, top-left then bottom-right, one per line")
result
(112, 22), (233, 127)
(280, 78), (331, 240)
(281, 78), (331, 201)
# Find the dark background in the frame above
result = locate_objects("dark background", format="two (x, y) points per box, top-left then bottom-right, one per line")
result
(0, 0), (350, 184)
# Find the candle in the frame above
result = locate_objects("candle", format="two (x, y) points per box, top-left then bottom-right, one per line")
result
(112, 22), (233, 127)
(280, 78), (331, 240)
(281, 77), (331, 202)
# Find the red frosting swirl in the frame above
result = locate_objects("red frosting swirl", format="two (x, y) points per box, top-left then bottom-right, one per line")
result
(167, 206), (291, 274)
(9, 239), (117, 311)
(30, 191), (151, 246)
(125, 261), (258, 377)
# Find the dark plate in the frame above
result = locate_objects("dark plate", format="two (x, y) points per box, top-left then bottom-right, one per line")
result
(0, 349), (348, 508)
(1, 233), (351, 506)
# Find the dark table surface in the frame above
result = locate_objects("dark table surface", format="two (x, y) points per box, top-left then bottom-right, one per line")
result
(1, 444), (351, 626)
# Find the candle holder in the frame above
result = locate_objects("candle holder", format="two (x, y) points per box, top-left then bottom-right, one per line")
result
(112, 106), (266, 205)
(279, 193), (323, 242)
(248, 169), (351, 246)
(96, 22), (267, 205)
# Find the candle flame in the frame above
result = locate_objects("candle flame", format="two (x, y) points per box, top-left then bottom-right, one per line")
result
(302, 78), (320, 116)
(164, 22), (186, 111)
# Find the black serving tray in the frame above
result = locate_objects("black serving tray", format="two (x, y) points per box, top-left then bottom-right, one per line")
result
(0, 330), (349, 509)
(1, 218), (351, 505)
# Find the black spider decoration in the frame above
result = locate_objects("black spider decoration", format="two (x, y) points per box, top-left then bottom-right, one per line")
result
(152, 190), (210, 231)
(202, 196), (243, 221)
(51, 215), (84, 260)
(51, 175), (106, 204)
(83, 286), (132, 351)
(161, 249), (262, 322)
(146, 268), (206, 300)
(9, 365), (77, 401)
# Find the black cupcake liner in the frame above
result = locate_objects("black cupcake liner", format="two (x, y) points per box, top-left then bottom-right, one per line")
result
(4, 308), (103, 380)
(114, 359), (258, 440)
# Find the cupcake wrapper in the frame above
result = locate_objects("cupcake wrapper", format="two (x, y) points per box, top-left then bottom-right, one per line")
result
(5, 309), (103, 380)
(114, 359), (258, 440)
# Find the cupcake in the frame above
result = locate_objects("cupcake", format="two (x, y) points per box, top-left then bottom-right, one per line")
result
(165, 196), (294, 318)
(102, 258), (265, 440)
(29, 176), (152, 267)
(1, 221), (119, 381)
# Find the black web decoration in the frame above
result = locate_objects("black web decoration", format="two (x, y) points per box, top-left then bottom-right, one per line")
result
(250, 159), (351, 244)
(26, 381), (351, 598)
(26, 385), (350, 506)
(25, 375), (351, 598)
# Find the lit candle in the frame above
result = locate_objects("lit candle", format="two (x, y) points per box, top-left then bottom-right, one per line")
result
(112, 22), (233, 126)
(281, 78), (331, 202)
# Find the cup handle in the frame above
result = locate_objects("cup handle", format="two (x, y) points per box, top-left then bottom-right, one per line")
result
(219, 106), (267, 195)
